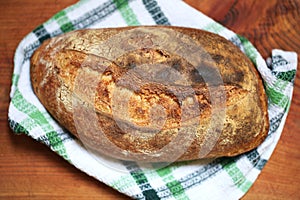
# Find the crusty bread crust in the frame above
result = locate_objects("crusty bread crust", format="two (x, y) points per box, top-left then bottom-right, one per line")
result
(30, 26), (269, 162)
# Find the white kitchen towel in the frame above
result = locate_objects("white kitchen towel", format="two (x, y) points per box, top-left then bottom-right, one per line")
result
(8, 0), (297, 199)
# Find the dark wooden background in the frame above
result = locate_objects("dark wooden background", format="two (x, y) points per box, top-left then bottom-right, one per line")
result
(0, 0), (299, 199)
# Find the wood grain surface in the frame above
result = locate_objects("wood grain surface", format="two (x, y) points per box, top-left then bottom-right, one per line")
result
(0, 0), (299, 199)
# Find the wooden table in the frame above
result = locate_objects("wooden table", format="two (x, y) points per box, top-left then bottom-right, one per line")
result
(1, 0), (299, 199)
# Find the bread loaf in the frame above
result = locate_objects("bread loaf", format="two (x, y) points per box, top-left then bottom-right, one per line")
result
(30, 26), (269, 162)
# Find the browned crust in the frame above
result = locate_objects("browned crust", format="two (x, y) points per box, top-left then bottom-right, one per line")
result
(30, 26), (269, 162)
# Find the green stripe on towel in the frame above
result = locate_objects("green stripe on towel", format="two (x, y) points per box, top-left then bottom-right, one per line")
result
(222, 161), (252, 193)
(53, 10), (75, 33)
(113, 0), (140, 25)
(156, 167), (189, 200)
(11, 89), (69, 160)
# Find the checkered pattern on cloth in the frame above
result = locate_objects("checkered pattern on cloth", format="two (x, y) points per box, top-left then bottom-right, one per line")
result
(8, 0), (297, 199)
